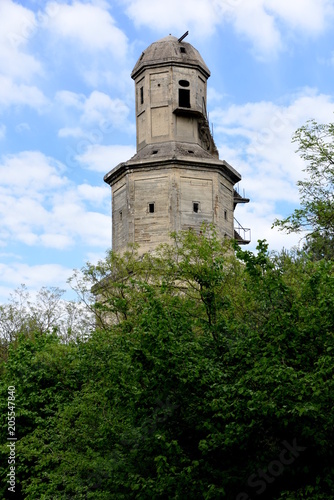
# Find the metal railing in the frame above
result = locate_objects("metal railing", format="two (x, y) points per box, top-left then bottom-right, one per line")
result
(234, 218), (251, 244)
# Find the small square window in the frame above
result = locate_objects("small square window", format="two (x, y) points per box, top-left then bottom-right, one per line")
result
(148, 203), (155, 213)
(193, 202), (200, 213)
(180, 47), (186, 53)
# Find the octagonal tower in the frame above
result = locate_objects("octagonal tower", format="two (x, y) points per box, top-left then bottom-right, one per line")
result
(104, 34), (249, 253)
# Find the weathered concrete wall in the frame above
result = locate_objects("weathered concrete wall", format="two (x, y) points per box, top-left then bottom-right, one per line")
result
(134, 65), (207, 151)
(111, 164), (236, 254)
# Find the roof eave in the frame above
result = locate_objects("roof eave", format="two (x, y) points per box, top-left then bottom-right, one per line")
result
(104, 156), (241, 187)
(131, 59), (210, 80)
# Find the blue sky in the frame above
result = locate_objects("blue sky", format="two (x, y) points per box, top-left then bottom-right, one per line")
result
(1, 0), (334, 302)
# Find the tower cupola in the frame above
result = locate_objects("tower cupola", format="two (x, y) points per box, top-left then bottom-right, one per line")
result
(131, 35), (217, 156)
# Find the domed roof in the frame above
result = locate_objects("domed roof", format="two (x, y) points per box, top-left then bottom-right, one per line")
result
(131, 35), (210, 80)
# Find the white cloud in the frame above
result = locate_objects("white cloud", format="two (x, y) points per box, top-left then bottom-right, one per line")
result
(207, 88), (226, 104)
(58, 127), (85, 138)
(77, 184), (110, 205)
(39, 233), (74, 249)
(236, 201), (304, 252)
(0, 75), (47, 110)
(211, 89), (334, 250)
(55, 90), (85, 108)
(265, 0), (331, 32)
(0, 262), (72, 292)
(0, 0), (43, 81)
(122, 0), (333, 57)
(124, 0), (218, 35)
(0, 151), (67, 194)
(0, 1), (53, 113)
(81, 67), (133, 91)
(46, 1), (128, 58)
(49, 196), (111, 247)
(76, 144), (136, 172)
(56, 90), (133, 138)
(0, 151), (110, 250)
(231, 1), (282, 57)
(83, 92), (128, 126)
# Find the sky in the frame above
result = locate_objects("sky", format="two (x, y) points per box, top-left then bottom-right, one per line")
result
(1, 0), (334, 302)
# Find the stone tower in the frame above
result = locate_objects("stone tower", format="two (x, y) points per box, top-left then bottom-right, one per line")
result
(104, 34), (249, 253)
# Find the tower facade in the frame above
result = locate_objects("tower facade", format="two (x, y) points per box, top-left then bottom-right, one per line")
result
(104, 35), (249, 253)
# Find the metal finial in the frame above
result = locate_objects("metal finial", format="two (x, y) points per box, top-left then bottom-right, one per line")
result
(178, 31), (189, 43)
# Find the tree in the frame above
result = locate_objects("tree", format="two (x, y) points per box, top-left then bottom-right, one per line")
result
(0, 285), (92, 353)
(273, 119), (334, 259)
(1, 230), (333, 499)
(0, 330), (84, 499)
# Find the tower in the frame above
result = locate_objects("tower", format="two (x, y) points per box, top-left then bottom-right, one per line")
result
(104, 34), (249, 253)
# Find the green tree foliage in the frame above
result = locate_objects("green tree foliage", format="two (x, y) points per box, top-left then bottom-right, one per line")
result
(274, 119), (334, 259)
(0, 228), (333, 498)
(0, 285), (92, 358)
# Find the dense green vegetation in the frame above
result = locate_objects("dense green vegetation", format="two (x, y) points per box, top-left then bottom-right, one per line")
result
(274, 119), (334, 259)
(1, 231), (333, 499)
(0, 120), (333, 499)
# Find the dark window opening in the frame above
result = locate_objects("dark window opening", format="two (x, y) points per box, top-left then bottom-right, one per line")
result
(140, 86), (144, 105)
(179, 79), (189, 87)
(193, 202), (199, 213)
(188, 150), (194, 154)
(224, 210), (228, 220)
(180, 47), (186, 53)
(152, 150), (158, 155)
(148, 203), (155, 213)
(179, 88), (190, 108)
(119, 210), (123, 220)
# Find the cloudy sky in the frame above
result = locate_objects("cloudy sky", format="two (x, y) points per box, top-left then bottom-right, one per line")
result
(1, 0), (334, 302)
